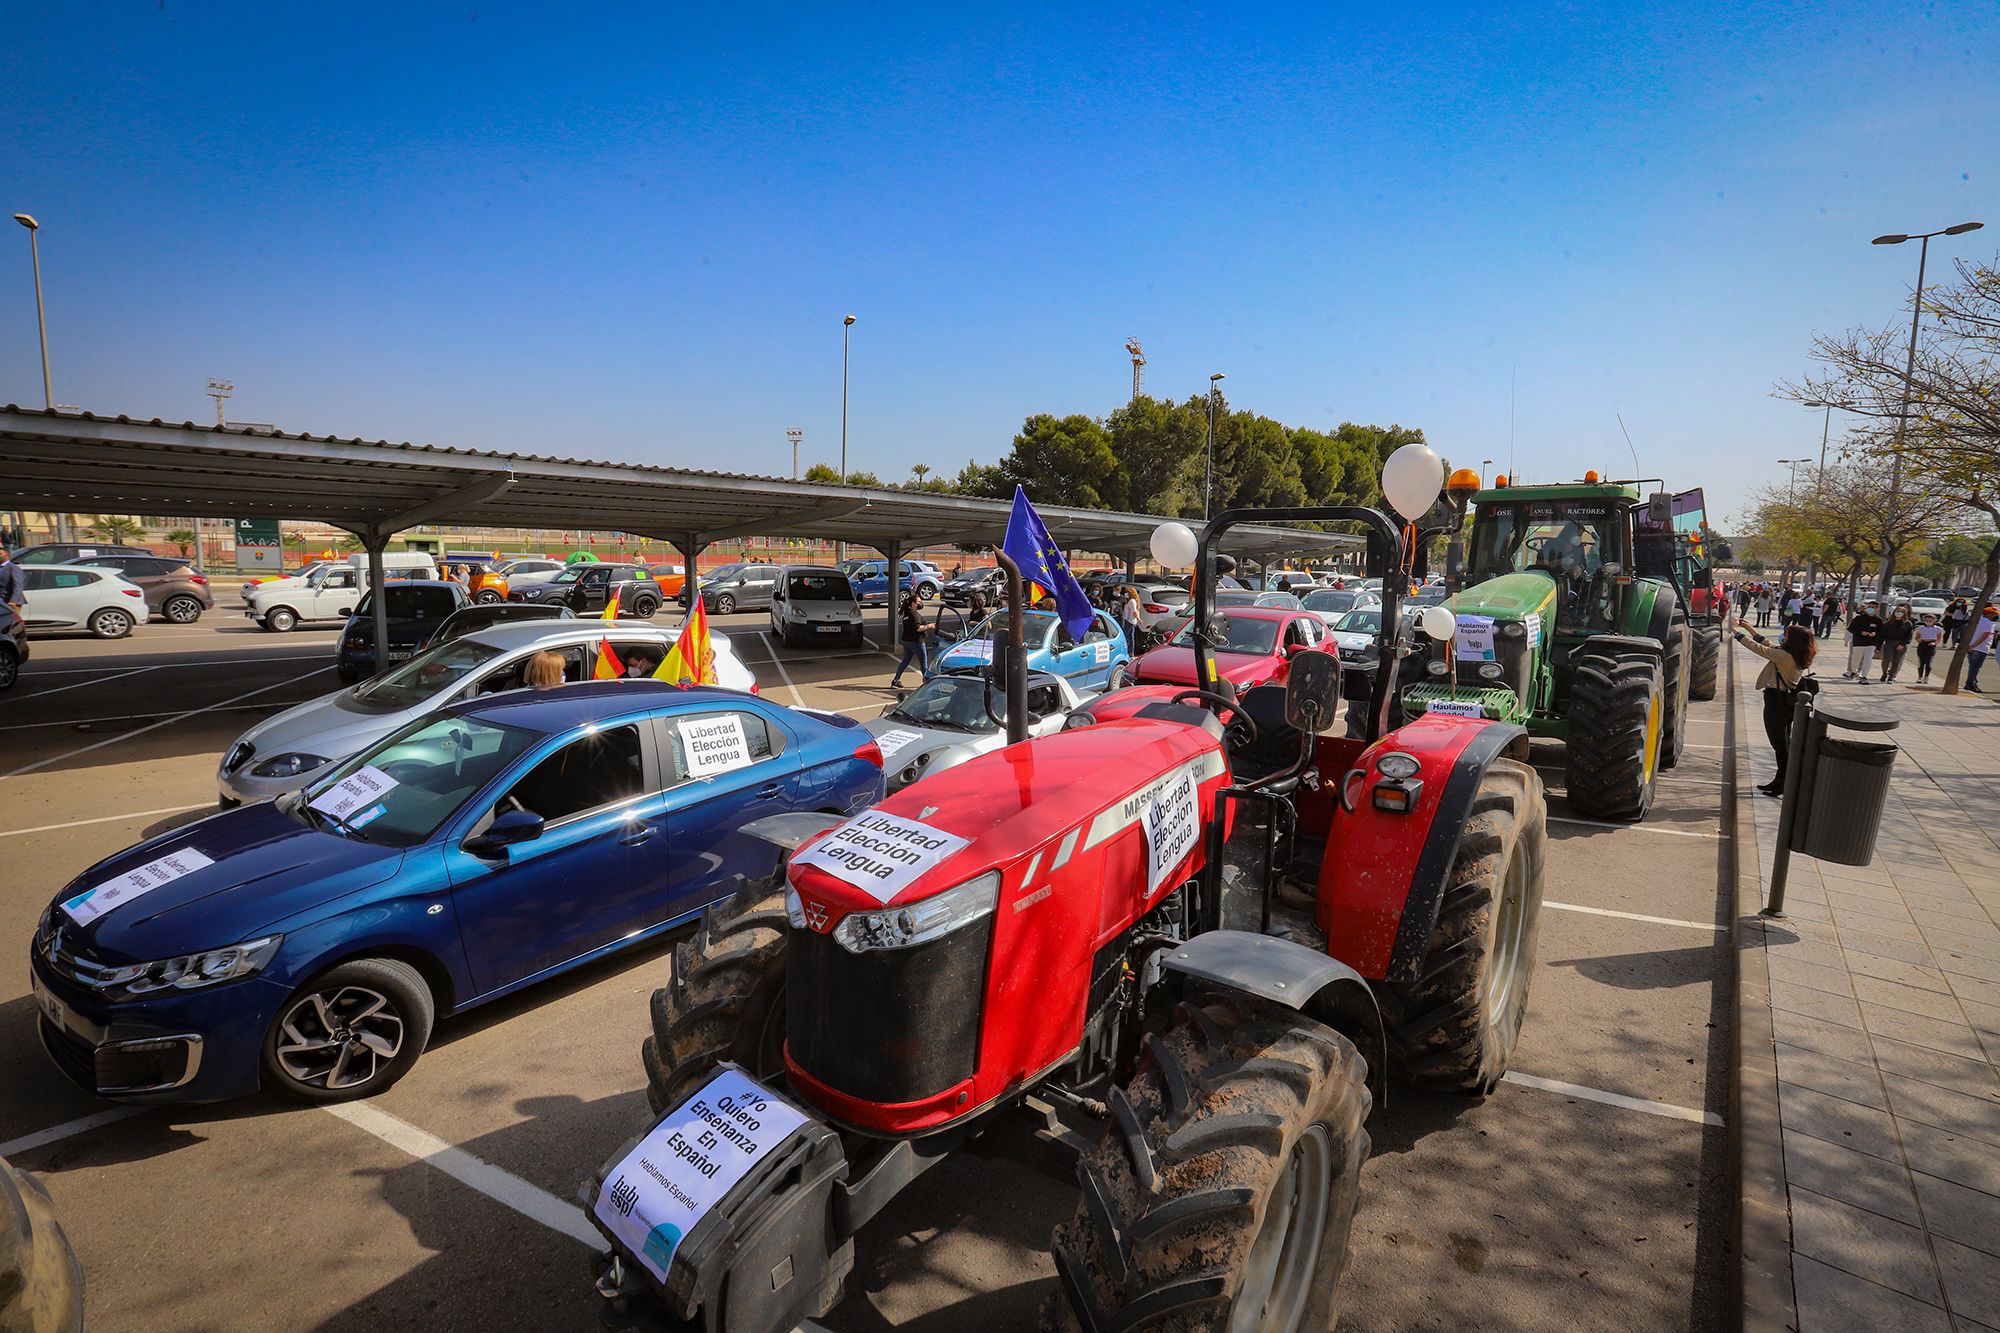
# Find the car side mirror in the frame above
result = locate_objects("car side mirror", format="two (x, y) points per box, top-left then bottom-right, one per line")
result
(1285, 647), (1341, 732)
(465, 808), (543, 857)
(337, 607), (354, 617)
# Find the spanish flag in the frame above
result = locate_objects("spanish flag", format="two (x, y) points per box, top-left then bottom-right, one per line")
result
(600, 591), (619, 623)
(592, 639), (623, 679)
(655, 597), (716, 686)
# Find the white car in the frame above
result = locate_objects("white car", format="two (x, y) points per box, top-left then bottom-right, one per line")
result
(19, 565), (152, 638)
(770, 565), (865, 647)
(866, 670), (1087, 792)
(1301, 586), (1382, 627)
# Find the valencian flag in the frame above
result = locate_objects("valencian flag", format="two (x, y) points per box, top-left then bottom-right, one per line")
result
(655, 596), (716, 686)
(1002, 486), (1094, 640)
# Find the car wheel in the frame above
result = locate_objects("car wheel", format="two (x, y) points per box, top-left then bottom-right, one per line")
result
(919, 581), (939, 600)
(632, 597), (660, 618)
(265, 607), (297, 632)
(0, 646), (17, 691)
(475, 590), (503, 604)
(1106, 661), (1129, 689)
(714, 593), (735, 615)
(162, 594), (204, 624)
(262, 958), (434, 1103)
(87, 608), (133, 639)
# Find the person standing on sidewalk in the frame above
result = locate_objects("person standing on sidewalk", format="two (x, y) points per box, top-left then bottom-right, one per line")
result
(1844, 601), (1883, 681)
(1914, 612), (1943, 683)
(1784, 588), (1803, 627)
(1119, 584), (1143, 655)
(1945, 598), (1970, 647)
(1967, 606), (1997, 693)
(1879, 604), (1915, 682)
(1755, 587), (1774, 627)
(0, 544), (23, 618)
(889, 590), (929, 688)
(1818, 594), (1841, 639)
(1735, 622), (1814, 797)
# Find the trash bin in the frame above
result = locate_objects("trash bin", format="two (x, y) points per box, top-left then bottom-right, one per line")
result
(1797, 737), (1898, 865)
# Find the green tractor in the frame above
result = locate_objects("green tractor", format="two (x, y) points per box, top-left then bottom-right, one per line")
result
(1402, 475), (1692, 821)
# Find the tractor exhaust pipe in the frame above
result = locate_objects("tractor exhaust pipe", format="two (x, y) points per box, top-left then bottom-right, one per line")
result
(992, 550), (1030, 745)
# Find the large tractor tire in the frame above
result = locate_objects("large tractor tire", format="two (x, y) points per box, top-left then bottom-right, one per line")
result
(1377, 757), (1547, 1093)
(641, 881), (789, 1114)
(1565, 651), (1664, 821)
(0, 1157), (84, 1333)
(1045, 995), (1371, 1333)
(1689, 624), (1720, 701)
(1659, 612), (1690, 770)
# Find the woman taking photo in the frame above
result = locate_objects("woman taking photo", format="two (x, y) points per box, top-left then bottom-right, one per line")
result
(1734, 621), (1815, 797)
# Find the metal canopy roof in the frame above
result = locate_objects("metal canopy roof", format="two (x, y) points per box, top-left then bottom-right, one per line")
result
(0, 405), (1362, 560)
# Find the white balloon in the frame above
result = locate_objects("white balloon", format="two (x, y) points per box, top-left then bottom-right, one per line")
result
(1419, 605), (1458, 643)
(1381, 443), (1446, 520)
(1150, 522), (1199, 570)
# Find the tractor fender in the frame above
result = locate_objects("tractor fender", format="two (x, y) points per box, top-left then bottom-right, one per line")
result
(1573, 633), (1663, 663)
(1643, 582), (1681, 646)
(1160, 930), (1388, 1110)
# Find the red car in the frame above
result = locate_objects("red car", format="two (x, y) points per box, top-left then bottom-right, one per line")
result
(1132, 606), (1338, 691)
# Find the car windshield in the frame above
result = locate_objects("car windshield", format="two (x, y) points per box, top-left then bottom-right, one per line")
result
(884, 675), (1004, 731)
(702, 564), (745, 584)
(354, 639), (505, 709)
(354, 586), (459, 620)
(1333, 609), (1383, 635)
(1304, 590), (1358, 613)
(548, 567), (586, 584)
(1172, 613), (1282, 655)
(296, 713), (539, 847)
(1215, 590), (1262, 608)
(788, 572), (853, 601)
(955, 568), (998, 583)
(968, 609), (1056, 643)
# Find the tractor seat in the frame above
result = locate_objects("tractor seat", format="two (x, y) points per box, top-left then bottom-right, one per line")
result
(1226, 685), (1307, 787)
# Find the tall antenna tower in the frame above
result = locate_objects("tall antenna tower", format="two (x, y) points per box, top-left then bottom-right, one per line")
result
(786, 427), (804, 480)
(1125, 337), (1145, 401)
(206, 378), (234, 427)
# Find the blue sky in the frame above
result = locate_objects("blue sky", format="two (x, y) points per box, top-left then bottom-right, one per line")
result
(1, 2), (1993, 529)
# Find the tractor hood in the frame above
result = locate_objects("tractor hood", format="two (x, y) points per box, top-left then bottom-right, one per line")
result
(1451, 572), (1558, 623)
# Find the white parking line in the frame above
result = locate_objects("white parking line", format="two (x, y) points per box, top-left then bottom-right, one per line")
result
(1543, 900), (1722, 932)
(1503, 1072), (1721, 1126)
(0, 702), (295, 732)
(0, 803), (215, 840)
(754, 633), (806, 705)
(322, 1102), (601, 1248)
(1549, 816), (1726, 840)
(19, 664), (168, 698)
(23, 652), (331, 677)
(0, 1106), (148, 1158)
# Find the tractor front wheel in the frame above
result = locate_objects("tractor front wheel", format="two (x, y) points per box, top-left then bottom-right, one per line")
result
(1377, 757), (1546, 1092)
(641, 881), (789, 1114)
(1045, 994), (1370, 1333)
(1565, 651), (1664, 821)
(1689, 625), (1720, 701)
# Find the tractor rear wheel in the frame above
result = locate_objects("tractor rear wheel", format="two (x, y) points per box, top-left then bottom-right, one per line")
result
(1565, 651), (1664, 821)
(1659, 612), (1690, 770)
(1377, 757), (1546, 1093)
(0, 1157), (83, 1333)
(641, 881), (789, 1114)
(1689, 624), (1720, 701)
(1044, 994), (1370, 1333)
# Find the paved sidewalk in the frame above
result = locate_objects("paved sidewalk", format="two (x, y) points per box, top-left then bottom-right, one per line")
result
(1733, 639), (2000, 1331)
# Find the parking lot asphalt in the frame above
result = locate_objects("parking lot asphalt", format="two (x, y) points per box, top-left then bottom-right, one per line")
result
(1, 610), (1734, 1332)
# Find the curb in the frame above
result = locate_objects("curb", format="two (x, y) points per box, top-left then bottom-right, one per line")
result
(1728, 626), (1796, 1332)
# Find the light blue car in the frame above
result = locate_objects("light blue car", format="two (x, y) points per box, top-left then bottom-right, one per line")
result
(928, 607), (1133, 691)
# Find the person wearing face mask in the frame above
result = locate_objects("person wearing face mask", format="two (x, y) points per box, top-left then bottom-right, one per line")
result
(1844, 601), (1883, 681)
(1878, 605), (1915, 682)
(1914, 613), (1943, 683)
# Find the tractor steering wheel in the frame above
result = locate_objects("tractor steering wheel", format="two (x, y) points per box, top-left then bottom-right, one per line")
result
(1170, 689), (1261, 749)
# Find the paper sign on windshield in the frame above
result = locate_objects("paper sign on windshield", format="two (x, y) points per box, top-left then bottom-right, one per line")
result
(791, 811), (971, 905)
(676, 714), (751, 778)
(309, 765), (400, 821)
(1426, 698), (1485, 718)
(1143, 768), (1201, 892)
(62, 848), (215, 926)
(948, 638), (994, 663)
(593, 1069), (809, 1282)
(1454, 614), (1497, 662)
(873, 729), (924, 764)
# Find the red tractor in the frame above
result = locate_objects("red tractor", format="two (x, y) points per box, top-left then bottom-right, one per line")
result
(586, 497), (1548, 1332)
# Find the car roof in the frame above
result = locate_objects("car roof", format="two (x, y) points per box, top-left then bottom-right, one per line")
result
(459, 620), (680, 650)
(782, 564), (847, 575)
(1215, 607), (1297, 622)
(447, 680), (762, 732)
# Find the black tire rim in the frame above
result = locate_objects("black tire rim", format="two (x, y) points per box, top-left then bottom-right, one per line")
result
(275, 984), (405, 1091)
(1231, 1123), (1333, 1333)
(94, 611), (131, 637)
(1483, 844), (1531, 1029)
(165, 597), (201, 623)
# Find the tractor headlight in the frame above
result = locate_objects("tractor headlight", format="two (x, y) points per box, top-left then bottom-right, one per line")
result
(831, 871), (1000, 954)
(1426, 659), (1448, 676)
(250, 751), (329, 778)
(1499, 621), (1527, 638)
(1477, 662), (1504, 680)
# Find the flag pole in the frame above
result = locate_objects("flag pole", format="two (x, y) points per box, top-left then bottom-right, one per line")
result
(991, 549), (1029, 745)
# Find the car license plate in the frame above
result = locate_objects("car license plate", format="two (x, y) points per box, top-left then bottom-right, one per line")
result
(389, 651), (413, 661)
(30, 973), (70, 1032)
(592, 1069), (809, 1282)
(816, 624), (843, 634)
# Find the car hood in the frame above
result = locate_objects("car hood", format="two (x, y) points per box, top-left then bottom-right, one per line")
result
(235, 690), (406, 768)
(932, 640), (1010, 673)
(1132, 645), (1281, 688)
(49, 803), (408, 962)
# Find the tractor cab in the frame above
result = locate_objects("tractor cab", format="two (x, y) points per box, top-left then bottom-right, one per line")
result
(1463, 489), (1633, 635)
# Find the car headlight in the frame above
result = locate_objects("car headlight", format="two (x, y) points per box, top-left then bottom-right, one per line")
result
(250, 752), (329, 778)
(829, 871), (999, 954)
(98, 935), (284, 997)
(1477, 662), (1504, 680)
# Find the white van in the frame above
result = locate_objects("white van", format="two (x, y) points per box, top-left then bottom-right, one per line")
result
(770, 564), (866, 647)
(244, 551), (437, 631)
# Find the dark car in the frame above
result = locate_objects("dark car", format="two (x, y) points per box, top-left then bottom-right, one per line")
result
(941, 566), (1008, 607)
(425, 601), (575, 649)
(29, 682), (885, 1103)
(61, 554), (215, 624)
(10, 542), (153, 566)
(0, 602), (27, 690)
(509, 563), (664, 616)
(336, 581), (471, 682)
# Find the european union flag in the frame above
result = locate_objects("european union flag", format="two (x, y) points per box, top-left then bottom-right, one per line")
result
(1002, 486), (1095, 640)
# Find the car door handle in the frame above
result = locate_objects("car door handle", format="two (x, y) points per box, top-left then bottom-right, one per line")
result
(618, 822), (658, 846)
(756, 783), (783, 800)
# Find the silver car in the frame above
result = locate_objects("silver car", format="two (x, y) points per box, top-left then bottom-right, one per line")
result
(217, 620), (756, 804)
(866, 671), (1087, 792)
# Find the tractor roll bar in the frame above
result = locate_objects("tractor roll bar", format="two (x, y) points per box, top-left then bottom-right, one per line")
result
(1195, 505), (1407, 743)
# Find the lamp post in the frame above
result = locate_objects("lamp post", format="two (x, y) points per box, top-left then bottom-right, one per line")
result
(12, 214), (51, 411)
(1802, 399), (1854, 587)
(786, 427), (803, 481)
(1869, 221), (1984, 599)
(838, 314), (856, 562)
(1481, 458), (1494, 488)
(1779, 457), (1811, 586)
(1204, 373), (1225, 519)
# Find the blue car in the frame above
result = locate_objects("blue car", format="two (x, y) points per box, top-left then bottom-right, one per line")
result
(927, 607), (1133, 691)
(847, 560), (944, 605)
(28, 683), (883, 1104)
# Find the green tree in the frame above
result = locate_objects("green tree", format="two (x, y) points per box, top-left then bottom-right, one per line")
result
(997, 413), (1119, 508)
(802, 463), (882, 487)
(951, 458), (1010, 499)
(1105, 394), (1202, 514)
(1214, 411), (1306, 511)
(87, 514), (144, 544)
(166, 526), (197, 557)
(1288, 427), (1347, 504)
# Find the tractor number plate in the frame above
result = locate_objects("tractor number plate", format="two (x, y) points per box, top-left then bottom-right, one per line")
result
(593, 1069), (809, 1283)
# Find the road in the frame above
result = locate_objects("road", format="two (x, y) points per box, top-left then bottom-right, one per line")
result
(0, 611), (1734, 1331)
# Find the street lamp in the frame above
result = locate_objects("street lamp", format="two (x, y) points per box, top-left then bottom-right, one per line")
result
(12, 214), (52, 411)
(1481, 458), (1494, 488)
(1204, 373), (1225, 518)
(1869, 221), (1984, 598)
(1800, 400), (1855, 586)
(838, 314), (856, 562)
(1778, 458), (1811, 503)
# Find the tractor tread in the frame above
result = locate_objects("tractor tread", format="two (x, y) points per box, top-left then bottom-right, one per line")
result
(643, 881), (789, 1114)
(1565, 651), (1664, 821)
(1690, 625), (1720, 701)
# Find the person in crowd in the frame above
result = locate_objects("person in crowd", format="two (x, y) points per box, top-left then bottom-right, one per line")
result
(1120, 584), (1143, 654)
(0, 544), (23, 618)
(1914, 612), (1943, 683)
(1756, 587), (1776, 627)
(1843, 600), (1883, 681)
(622, 647), (661, 679)
(1735, 622), (1814, 797)
(1783, 588), (1803, 627)
(524, 650), (567, 690)
(1737, 584), (1754, 618)
(1799, 594), (1819, 633)
(890, 590), (928, 688)
(1878, 605), (1914, 683)
(1967, 606), (1997, 693)
(1944, 598), (1970, 648)
(1818, 594), (1841, 639)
